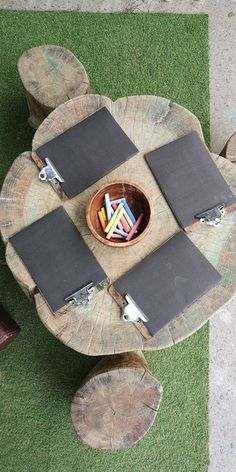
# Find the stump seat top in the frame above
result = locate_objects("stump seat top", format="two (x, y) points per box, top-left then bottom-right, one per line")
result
(18, 45), (89, 110)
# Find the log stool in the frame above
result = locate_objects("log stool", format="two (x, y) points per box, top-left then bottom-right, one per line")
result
(71, 352), (163, 449)
(18, 45), (90, 129)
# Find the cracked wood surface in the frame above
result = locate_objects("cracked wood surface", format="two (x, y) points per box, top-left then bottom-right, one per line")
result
(1, 95), (236, 355)
(71, 352), (163, 449)
(18, 45), (90, 128)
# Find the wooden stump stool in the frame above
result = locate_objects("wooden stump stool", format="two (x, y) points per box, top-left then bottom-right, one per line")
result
(71, 352), (163, 449)
(18, 45), (90, 129)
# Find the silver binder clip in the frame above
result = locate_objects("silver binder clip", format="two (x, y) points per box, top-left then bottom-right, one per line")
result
(39, 158), (64, 183)
(65, 282), (94, 307)
(195, 203), (225, 227)
(121, 294), (149, 323)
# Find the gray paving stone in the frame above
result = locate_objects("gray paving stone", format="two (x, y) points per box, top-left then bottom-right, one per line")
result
(209, 297), (236, 472)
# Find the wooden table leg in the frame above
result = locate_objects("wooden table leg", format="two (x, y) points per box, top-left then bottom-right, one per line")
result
(71, 352), (163, 449)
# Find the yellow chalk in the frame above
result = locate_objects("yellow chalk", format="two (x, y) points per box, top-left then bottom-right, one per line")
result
(101, 207), (107, 221)
(105, 202), (124, 233)
(123, 208), (134, 229)
(106, 206), (125, 239)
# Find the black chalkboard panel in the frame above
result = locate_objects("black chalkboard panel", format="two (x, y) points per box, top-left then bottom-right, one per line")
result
(10, 207), (107, 312)
(36, 107), (138, 198)
(145, 131), (235, 228)
(113, 231), (221, 337)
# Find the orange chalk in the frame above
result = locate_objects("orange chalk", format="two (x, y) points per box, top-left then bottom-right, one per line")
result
(98, 211), (107, 231)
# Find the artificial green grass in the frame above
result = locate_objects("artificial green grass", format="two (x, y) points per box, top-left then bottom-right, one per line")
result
(0, 11), (209, 472)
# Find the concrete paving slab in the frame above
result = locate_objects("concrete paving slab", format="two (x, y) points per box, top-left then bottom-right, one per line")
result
(209, 296), (236, 472)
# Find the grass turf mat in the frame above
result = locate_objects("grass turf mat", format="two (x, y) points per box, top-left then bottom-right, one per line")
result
(0, 11), (209, 472)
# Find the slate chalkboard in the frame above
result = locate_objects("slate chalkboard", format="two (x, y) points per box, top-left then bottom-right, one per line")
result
(145, 131), (235, 228)
(36, 107), (139, 198)
(10, 207), (107, 312)
(113, 231), (221, 336)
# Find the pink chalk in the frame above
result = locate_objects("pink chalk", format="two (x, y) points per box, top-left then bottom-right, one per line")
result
(110, 233), (124, 239)
(112, 203), (130, 232)
(125, 213), (144, 241)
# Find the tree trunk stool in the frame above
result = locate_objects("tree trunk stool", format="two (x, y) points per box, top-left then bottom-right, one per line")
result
(18, 45), (90, 129)
(71, 352), (163, 449)
(221, 131), (236, 163)
(0, 95), (236, 356)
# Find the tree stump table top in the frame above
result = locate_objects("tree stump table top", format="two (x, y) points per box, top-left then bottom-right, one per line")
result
(1, 95), (235, 356)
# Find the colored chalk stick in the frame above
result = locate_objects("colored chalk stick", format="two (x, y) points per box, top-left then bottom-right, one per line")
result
(110, 234), (124, 239)
(105, 193), (112, 222)
(105, 203), (124, 233)
(101, 207), (107, 222)
(112, 202), (137, 233)
(114, 228), (129, 237)
(106, 206), (125, 239)
(111, 205), (123, 230)
(119, 216), (130, 233)
(123, 201), (136, 224)
(125, 213), (144, 241)
(110, 198), (125, 205)
(98, 211), (106, 231)
(123, 208), (134, 229)
(112, 203), (129, 232)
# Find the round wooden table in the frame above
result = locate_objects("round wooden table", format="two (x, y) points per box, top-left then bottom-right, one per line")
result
(1, 95), (236, 356)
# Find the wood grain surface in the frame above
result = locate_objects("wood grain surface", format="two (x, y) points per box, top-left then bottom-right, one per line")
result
(221, 131), (236, 163)
(18, 45), (90, 128)
(71, 352), (163, 449)
(1, 95), (235, 355)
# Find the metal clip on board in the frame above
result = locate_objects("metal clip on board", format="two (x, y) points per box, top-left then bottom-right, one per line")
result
(121, 294), (149, 323)
(195, 203), (225, 227)
(65, 282), (94, 307)
(39, 158), (64, 184)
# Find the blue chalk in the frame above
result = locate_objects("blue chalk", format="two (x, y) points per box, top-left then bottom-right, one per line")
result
(123, 201), (136, 224)
(105, 193), (112, 221)
(110, 198), (125, 205)
(114, 228), (129, 237)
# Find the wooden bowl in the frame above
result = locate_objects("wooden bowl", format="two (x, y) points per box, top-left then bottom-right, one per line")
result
(86, 181), (152, 247)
